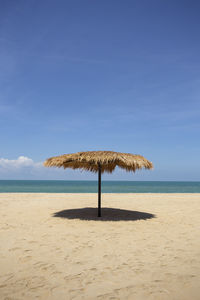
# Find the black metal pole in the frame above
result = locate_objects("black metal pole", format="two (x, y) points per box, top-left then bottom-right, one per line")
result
(98, 163), (101, 217)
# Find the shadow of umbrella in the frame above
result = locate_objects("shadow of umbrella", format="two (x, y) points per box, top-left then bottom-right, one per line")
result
(53, 207), (155, 222)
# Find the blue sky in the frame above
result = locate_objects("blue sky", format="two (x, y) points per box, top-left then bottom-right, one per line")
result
(0, 0), (200, 180)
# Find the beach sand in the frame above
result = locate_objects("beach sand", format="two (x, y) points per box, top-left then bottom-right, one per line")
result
(0, 193), (199, 300)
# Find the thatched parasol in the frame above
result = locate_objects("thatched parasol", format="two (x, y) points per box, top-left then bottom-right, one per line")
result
(44, 151), (153, 217)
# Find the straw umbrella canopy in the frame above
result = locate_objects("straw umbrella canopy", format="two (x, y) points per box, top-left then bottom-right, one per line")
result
(44, 151), (153, 217)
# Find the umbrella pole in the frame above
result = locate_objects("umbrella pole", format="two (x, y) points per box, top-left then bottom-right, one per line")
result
(98, 163), (101, 217)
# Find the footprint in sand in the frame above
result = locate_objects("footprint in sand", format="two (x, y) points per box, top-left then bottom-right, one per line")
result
(9, 247), (20, 252)
(19, 256), (32, 262)
(34, 262), (55, 271)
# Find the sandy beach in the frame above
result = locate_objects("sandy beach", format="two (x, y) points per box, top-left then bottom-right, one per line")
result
(0, 193), (199, 300)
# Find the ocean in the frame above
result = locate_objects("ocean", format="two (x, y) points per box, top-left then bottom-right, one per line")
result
(0, 180), (200, 193)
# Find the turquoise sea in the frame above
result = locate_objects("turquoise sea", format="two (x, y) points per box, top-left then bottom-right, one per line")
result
(0, 180), (200, 193)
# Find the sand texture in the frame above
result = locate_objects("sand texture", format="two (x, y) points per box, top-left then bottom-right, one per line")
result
(0, 193), (200, 300)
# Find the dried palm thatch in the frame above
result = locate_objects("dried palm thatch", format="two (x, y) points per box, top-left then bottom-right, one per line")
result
(44, 151), (153, 217)
(44, 151), (153, 173)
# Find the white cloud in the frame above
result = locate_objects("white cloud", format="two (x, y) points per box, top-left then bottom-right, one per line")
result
(0, 156), (46, 179)
(0, 156), (42, 169)
(0, 156), (76, 179)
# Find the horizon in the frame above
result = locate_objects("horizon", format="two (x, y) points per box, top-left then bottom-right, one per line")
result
(0, 179), (200, 182)
(1, 1), (200, 181)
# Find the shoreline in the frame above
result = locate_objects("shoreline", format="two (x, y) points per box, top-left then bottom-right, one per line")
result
(1, 192), (200, 194)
